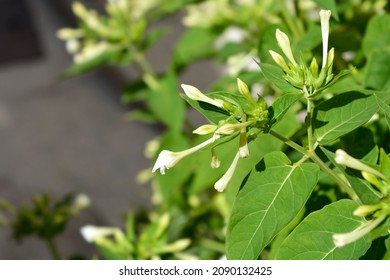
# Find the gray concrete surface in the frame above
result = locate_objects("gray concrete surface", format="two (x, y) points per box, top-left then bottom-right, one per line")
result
(0, 0), (158, 259)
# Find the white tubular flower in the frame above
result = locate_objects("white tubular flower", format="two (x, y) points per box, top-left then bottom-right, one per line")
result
(269, 50), (290, 73)
(320, 10), (331, 69)
(214, 152), (240, 192)
(80, 225), (122, 243)
(335, 149), (386, 180)
(152, 135), (220, 174)
(181, 84), (224, 108)
(275, 29), (297, 66)
(333, 214), (387, 247)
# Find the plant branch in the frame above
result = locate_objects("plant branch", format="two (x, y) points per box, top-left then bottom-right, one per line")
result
(269, 129), (362, 204)
(47, 238), (61, 260)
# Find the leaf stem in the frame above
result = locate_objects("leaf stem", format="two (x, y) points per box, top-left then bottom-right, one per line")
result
(269, 129), (306, 155)
(269, 129), (362, 204)
(47, 238), (61, 260)
(305, 94), (315, 152)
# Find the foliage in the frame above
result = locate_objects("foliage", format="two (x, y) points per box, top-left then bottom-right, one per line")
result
(13, 0), (389, 260)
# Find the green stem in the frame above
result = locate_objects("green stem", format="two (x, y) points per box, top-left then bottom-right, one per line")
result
(132, 50), (160, 91)
(306, 95), (315, 153)
(269, 129), (307, 155)
(47, 238), (61, 260)
(310, 153), (362, 204)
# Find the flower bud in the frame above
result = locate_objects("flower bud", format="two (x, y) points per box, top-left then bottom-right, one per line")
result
(181, 84), (224, 108)
(269, 50), (291, 73)
(275, 29), (297, 66)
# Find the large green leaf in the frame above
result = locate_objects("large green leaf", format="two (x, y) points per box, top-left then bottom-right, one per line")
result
(362, 15), (390, 90)
(364, 50), (390, 90)
(226, 151), (319, 259)
(276, 200), (371, 259)
(313, 91), (380, 144)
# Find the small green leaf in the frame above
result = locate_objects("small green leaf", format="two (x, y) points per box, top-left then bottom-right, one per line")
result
(269, 93), (302, 124)
(226, 151), (319, 259)
(258, 62), (302, 94)
(147, 71), (185, 132)
(276, 200), (371, 259)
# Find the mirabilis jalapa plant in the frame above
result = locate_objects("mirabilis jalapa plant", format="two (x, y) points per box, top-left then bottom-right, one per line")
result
(153, 9), (390, 259)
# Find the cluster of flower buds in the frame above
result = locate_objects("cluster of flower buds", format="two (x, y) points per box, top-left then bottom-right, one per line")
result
(332, 149), (390, 247)
(57, 0), (154, 65)
(269, 10), (334, 97)
(153, 79), (269, 192)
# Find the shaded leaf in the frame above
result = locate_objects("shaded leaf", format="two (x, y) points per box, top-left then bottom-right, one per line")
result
(276, 200), (371, 259)
(226, 151), (319, 259)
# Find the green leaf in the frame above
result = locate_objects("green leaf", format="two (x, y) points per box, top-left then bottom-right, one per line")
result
(258, 63), (302, 94)
(314, 91), (380, 144)
(226, 151), (319, 259)
(312, 0), (339, 21)
(269, 93), (302, 124)
(364, 50), (390, 90)
(146, 71), (185, 132)
(362, 14), (390, 55)
(173, 27), (216, 69)
(276, 199), (371, 259)
(374, 93), (390, 130)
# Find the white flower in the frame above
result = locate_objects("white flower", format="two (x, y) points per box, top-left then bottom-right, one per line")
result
(72, 193), (91, 214)
(214, 152), (240, 192)
(181, 84), (224, 108)
(152, 135), (220, 174)
(333, 214), (387, 247)
(275, 29), (297, 66)
(226, 51), (259, 76)
(80, 225), (121, 243)
(335, 149), (386, 180)
(215, 26), (246, 49)
(320, 10), (331, 69)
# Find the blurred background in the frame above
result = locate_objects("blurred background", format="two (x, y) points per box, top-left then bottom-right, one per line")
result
(0, 0), (218, 259)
